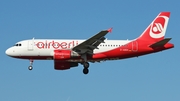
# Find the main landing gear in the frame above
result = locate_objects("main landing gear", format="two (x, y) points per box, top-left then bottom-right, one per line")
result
(82, 62), (89, 74)
(81, 54), (90, 74)
(28, 59), (33, 70)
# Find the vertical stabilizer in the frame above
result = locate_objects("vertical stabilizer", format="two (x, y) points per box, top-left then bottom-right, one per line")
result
(137, 12), (170, 42)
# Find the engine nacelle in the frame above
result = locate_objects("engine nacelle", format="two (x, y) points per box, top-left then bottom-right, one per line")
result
(54, 61), (78, 70)
(54, 50), (80, 60)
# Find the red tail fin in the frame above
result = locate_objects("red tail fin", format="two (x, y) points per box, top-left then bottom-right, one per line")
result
(137, 12), (170, 42)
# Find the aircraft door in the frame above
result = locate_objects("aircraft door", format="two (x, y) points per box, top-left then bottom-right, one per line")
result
(28, 39), (34, 51)
(132, 41), (138, 52)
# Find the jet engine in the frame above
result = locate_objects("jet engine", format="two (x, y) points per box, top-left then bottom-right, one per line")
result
(54, 50), (80, 60)
(54, 61), (78, 70)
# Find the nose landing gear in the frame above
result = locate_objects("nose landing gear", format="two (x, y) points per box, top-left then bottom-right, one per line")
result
(28, 66), (33, 70)
(28, 59), (33, 70)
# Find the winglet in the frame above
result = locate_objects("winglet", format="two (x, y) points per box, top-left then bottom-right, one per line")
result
(107, 28), (113, 33)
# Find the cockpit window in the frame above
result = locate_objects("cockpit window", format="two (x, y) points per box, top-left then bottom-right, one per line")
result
(14, 43), (22, 46)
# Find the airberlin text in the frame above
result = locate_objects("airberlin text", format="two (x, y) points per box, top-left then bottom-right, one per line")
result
(36, 40), (78, 49)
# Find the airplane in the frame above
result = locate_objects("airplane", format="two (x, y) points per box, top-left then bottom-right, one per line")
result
(5, 12), (174, 74)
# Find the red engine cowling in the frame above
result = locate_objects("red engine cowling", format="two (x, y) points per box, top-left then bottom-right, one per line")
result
(54, 50), (80, 60)
(54, 61), (78, 70)
(54, 50), (71, 60)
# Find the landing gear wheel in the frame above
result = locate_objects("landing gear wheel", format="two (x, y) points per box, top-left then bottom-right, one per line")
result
(28, 59), (34, 71)
(83, 62), (89, 68)
(83, 68), (89, 74)
(28, 66), (33, 70)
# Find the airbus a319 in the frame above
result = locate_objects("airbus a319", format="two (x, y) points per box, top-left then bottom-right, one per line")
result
(5, 12), (174, 74)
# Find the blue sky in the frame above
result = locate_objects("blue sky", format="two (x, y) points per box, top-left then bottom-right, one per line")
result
(1, 0), (180, 101)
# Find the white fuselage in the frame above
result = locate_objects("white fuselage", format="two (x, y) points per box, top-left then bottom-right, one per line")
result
(6, 39), (131, 58)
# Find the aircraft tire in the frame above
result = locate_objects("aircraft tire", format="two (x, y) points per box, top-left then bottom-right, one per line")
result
(83, 62), (89, 68)
(28, 66), (33, 70)
(83, 68), (89, 74)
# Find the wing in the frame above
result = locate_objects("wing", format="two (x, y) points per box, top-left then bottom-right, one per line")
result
(72, 28), (112, 55)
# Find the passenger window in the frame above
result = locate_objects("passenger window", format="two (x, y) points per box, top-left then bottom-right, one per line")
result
(19, 44), (22, 46)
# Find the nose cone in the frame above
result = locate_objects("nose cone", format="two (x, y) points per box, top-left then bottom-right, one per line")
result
(5, 48), (13, 56)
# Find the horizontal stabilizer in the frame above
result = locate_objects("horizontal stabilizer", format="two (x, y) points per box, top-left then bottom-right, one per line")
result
(149, 38), (172, 48)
